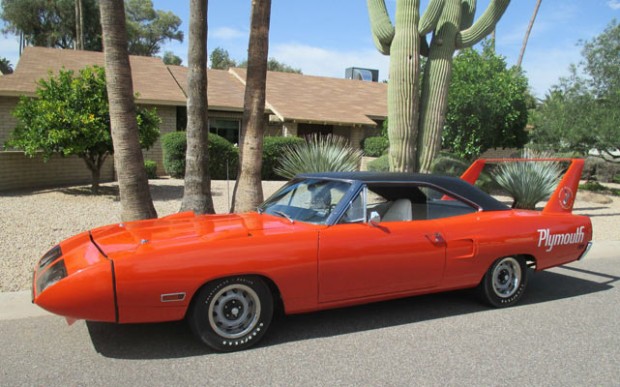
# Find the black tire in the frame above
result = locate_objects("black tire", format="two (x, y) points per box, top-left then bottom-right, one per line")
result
(188, 276), (273, 352)
(478, 256), (528, 308)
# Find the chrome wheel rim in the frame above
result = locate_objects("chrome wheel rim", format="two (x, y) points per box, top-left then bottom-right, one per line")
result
(492, 257), (522, 298)
(208, 284), (261, 339)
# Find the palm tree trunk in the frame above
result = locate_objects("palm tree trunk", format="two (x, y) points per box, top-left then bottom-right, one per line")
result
(75, 0), (84, 50)
(180, 0), (214, 214)
(230, 0), (271, 213)
(517, 0), (542, 68)
(99, 0), (157, 221)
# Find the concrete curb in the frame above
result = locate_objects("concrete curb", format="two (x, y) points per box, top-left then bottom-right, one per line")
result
(2, 241), (618, 321)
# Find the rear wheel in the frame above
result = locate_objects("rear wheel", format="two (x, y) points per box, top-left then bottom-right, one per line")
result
(189, 276), (273, 352)
(479, 256), (528, 308)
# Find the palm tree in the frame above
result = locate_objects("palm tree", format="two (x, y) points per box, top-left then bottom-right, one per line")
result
(231, 0), (272, 213)
(517, 0), (542, 68)
(180, 0), (215, 214)
(99, 0), (157, 221)
(75, 0), (84, 50)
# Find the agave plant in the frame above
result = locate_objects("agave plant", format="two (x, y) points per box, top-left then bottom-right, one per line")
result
(275, 134), (363, 179)
(492, 150), (562, 210)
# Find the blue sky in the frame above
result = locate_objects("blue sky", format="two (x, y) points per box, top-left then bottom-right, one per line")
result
(2, 1), (619, 97)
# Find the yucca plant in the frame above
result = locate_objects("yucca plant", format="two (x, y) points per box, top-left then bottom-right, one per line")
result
(492, 150), (562, 210)
(275, 134), (363, 179)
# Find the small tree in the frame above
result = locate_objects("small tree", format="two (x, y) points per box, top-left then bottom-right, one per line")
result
(209, 47), (237, 70)
(442, 42), (529, 160)
(531, 20), (620, 161)
(8, 66), (160, 194)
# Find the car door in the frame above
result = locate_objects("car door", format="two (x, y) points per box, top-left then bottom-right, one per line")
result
(317, 186), (447, 303)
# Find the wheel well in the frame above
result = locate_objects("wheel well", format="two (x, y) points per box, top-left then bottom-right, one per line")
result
(518, 254), (537, 270)
(185, 274), (285, 319)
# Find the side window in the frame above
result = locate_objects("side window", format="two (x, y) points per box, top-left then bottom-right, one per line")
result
(340, 190), (365, 223)
(418, 187), (477, 219)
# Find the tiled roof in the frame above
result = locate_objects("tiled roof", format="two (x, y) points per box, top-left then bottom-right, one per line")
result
(168, 66), (246, 112)
(0, 47), (388, 126)
(0, 47), (186, 105)
(230, 68), (387, 127)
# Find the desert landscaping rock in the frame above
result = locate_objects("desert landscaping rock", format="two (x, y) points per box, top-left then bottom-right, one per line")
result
(1, 178), (618, 292)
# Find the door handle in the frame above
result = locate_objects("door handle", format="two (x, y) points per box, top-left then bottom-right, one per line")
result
(426, 232), (446, 246)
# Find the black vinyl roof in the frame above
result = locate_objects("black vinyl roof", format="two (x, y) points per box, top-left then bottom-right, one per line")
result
(297, 172), (510, 211)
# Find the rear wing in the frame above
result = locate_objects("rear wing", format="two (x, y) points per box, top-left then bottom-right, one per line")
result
(460, 158), (585, 214)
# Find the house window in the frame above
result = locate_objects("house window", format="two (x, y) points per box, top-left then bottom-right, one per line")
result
(209, 119), (240, 145)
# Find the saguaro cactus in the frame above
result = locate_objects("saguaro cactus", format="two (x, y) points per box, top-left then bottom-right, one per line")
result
(368, 0), (445, 172)
(417, 0), (510, 172)
(368, 0), (510, 173)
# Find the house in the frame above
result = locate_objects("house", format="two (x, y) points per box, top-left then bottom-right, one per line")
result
(0, 47), (386, 191)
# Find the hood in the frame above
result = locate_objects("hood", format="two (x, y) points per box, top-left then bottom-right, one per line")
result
(89, 211), (296, 258)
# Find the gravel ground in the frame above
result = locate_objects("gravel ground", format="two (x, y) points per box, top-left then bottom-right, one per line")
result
(1, 178), (618, 292)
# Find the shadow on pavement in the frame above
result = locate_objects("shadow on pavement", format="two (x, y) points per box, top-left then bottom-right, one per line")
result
(87, 267), (617, 360)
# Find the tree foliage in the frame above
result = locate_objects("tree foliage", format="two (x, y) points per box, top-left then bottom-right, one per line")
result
(125, 0), (183, 56)
(162, 51), (182, 65)
(0, 0), (102, 50)
(209, 46), (302, 74)
(442, 42), (530, 160)
(0, 57), (13, 74)
(0, 0), (183, 56)
(531, 19), (620, 161)
(210, 47), (237, 70)
(8, 66), (160, 193)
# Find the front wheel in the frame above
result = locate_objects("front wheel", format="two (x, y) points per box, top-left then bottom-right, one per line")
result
(478, 256), (528, 308)
(189, 276), (273, 352)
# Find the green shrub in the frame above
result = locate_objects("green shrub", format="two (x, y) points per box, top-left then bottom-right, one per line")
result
(262, 136), (305, 180)
(275, 134), (362, 179)
(579, 181), (607, 192)
(209, 134), (239, 180)
(367, 154), (389, 172)
(161, 131), (238, 179)
(363, 136), (389, 157)
(162, 131), (186, 178)
(144, 160), (158, 179)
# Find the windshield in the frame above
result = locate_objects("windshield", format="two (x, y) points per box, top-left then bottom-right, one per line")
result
(259, 179), (351, 224)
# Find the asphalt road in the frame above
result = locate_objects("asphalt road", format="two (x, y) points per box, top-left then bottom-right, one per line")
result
(2, 243), (619, 386)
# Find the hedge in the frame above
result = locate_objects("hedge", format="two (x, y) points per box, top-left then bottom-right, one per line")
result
(162, 131), (238, 179)
(363, 136), (389, 157)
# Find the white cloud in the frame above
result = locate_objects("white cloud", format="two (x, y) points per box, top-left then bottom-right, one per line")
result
(607, 0), (620, 10)
(271, 42), (390, 81)
(212, 27), (246, 40)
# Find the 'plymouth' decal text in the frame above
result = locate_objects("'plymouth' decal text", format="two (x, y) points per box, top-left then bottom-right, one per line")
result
(537, 226), (585, 252)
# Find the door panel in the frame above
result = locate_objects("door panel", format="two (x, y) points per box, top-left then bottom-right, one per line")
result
(318, 220), (445, 303)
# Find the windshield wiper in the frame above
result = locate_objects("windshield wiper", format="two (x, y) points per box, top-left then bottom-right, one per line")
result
(273, 210), (294, 224)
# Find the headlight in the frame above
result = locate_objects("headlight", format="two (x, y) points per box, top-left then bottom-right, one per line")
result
(36, 259), (67, 294)
(38, 245), (62, 269)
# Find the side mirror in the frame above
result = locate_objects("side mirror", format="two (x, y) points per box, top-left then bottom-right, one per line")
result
(368, 211), (381, 226)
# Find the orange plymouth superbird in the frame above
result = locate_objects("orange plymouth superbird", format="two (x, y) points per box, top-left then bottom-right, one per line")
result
(33, 159), (592, 351)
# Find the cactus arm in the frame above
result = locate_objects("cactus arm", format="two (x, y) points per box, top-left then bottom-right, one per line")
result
(368, 0), (395, 55)
(459, 0), (476, 30)
(455, 0), (510, 49)
(419, 0), (445, 35)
